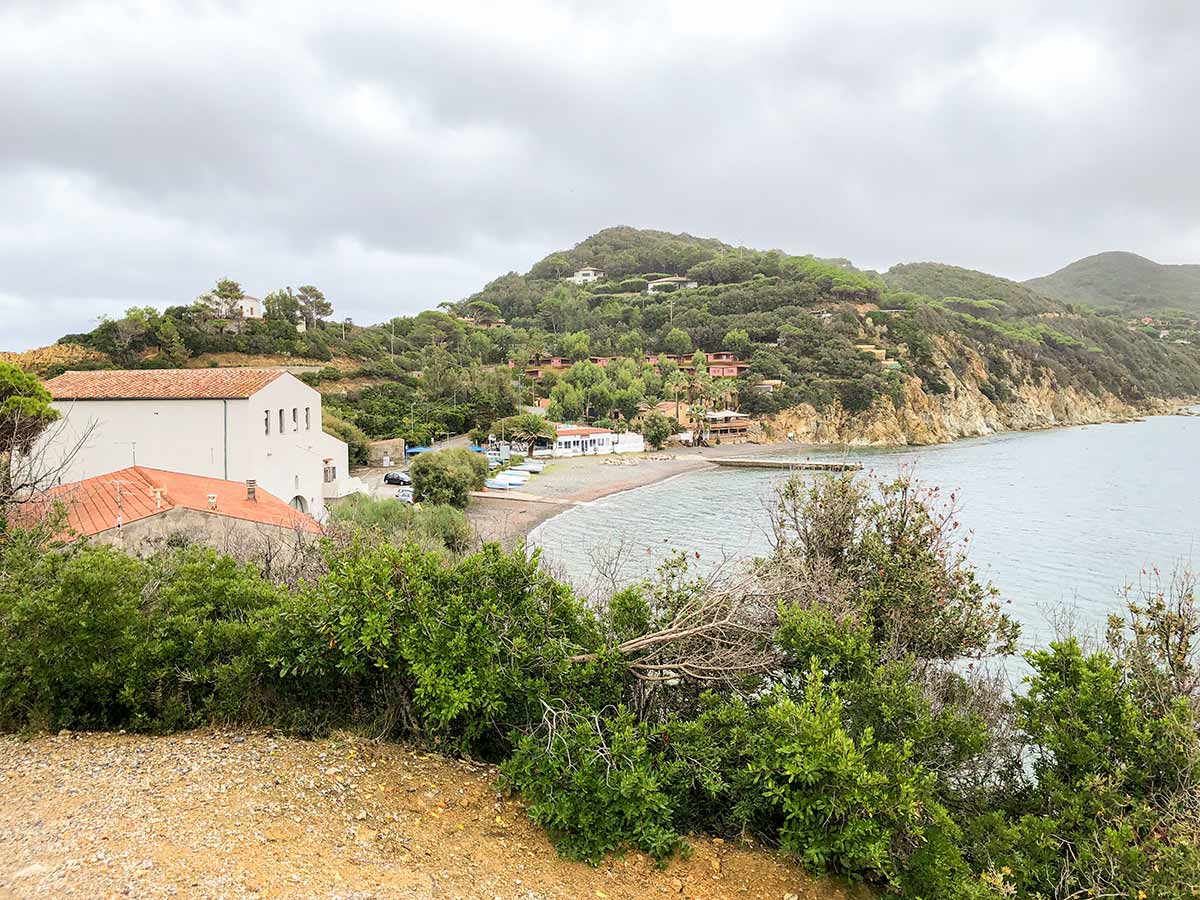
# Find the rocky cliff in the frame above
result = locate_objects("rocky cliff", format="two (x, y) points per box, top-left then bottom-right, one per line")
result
(760, 335), (1171, 447)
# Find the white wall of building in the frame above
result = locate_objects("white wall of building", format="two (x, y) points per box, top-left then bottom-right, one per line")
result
(568, 268), (604, 285)
(533, 430), (645, 458)
(41, 373), (352, 519)
(42, 397), (234, 484)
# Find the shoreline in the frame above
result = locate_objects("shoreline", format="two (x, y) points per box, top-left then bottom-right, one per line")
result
(466, 401), (1200, 549)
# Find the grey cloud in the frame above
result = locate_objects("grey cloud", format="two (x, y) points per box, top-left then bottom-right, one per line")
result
(2, 0), (1199, 350)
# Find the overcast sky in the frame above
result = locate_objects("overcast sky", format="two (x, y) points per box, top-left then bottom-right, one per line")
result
(3, 1), (1198, 350)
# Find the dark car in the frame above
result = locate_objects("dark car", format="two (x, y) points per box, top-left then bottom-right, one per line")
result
(383, 470), (412, 486)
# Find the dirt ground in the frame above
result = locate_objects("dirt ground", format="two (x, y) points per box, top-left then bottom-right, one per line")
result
(0, 730), (856, 900)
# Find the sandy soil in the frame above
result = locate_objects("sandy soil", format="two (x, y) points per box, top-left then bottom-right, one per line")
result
(0, 730), (856, 900)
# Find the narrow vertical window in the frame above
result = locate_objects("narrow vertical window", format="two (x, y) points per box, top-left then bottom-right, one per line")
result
(305, 407), (311, 430)
(292, 408), (298, 431)
(279, 409), (285, 432)
(264, 410), (270, 435)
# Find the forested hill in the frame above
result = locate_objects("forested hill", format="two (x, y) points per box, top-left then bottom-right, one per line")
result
(1025, 251), (1200, 315)
(18, 226), (1200, 453)
(883, 261), (1065, 316)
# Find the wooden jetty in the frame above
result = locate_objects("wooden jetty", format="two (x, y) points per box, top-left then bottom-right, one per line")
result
(711, 458), (863, 472)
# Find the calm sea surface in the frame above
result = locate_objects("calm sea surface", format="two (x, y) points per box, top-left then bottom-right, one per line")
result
(530, 413), (1200, 653)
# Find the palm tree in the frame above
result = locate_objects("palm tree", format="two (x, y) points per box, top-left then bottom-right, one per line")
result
(665, 370), (687, 421)
(711, 377), (738, 409)
(509, 413), (556, 455)
(687, 381), (716, 445)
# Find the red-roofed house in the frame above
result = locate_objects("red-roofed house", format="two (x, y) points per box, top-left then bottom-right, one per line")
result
(534, 423), (645, 457)
(36, 368), (364, 518)
(16, 466), (320, 553)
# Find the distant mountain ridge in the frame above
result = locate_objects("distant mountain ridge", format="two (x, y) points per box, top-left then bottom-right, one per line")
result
(1025, 251), (1200, 314)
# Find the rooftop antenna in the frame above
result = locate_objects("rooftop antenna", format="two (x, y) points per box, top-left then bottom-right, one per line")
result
(104, 478), (133, 529)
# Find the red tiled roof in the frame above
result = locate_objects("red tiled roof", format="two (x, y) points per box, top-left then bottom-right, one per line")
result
(44, 368), (286, 400)
(18, 467), (321, 538)
(555, 425), (612, 437)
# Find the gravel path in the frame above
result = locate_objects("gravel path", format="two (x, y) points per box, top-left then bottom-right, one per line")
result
(0, 730), (852, 900)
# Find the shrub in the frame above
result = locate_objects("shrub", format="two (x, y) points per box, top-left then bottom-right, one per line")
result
(638, 410), (678, 449)
(0, 538), (276, 732)
(502, 707), (685, 863)
(267, 543), (607, 755)
(409, 448), (487, 507)
(330, 495), (472, 554)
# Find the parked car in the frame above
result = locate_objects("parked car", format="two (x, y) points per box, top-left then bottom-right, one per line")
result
(394, 487), (415, 503)
(383, 470), (411, 485)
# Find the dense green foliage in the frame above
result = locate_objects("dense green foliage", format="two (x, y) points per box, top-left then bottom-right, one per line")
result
(638, 410), (679, 449)
(329, 495), (472, 554)
(1026, 251), (1200, 315)
(1, 361), (61, 507)
(320, 361), (520, 446)
(2, 469), (1197, 898)
(45, 232), (1200, 452)
(408, 448), (488, 507)
(880, 262), (1200, 404)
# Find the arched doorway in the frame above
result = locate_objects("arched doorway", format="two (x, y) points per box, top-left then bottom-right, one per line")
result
(290, 495), (309, 513)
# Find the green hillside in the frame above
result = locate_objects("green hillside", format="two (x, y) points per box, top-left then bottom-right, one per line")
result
(884, 261), (1063, 316)
(30, 228), (1200, 453)
(1025, 251), (1200, 314)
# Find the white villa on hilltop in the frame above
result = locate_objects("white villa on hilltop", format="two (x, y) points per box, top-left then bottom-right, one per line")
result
(567, 267), (605, 285)
(37, 368), (364, 518)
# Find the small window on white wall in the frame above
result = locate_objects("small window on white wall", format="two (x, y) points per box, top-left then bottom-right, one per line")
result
(305, 407), (311, 430)
(292, 408), (298, 431)
(279, 409), (285, 432)
(264, 410), (270, 435)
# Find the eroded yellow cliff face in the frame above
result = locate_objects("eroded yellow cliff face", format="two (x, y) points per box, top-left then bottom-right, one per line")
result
(758, 335), (1167, 447)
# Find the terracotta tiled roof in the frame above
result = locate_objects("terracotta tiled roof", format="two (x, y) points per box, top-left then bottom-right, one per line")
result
(18, 467), (321, 538)
(44, 368), (286, 400)
(554, 425), (612, 437)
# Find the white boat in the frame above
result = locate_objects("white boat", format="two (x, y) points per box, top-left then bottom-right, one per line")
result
(484, 478), (516, 490)
(511, 461), (544, 473)
(494, 471), (530, 484)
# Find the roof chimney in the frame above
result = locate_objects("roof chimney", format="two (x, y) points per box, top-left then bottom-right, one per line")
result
(246, 479), (257, 502)
(207, 493), (218, 510)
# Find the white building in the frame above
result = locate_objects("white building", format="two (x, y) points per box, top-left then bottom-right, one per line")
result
(37, 368), (364, 518)
(568, 267), (605, 285)
(533, 424), (645, 458)
(240, 295), (263, 318)
(647, 276), (698, 293)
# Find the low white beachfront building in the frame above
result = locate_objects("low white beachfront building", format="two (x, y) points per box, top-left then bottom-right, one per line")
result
(534, 424), (645, 458)
(37, 368), (365, 518)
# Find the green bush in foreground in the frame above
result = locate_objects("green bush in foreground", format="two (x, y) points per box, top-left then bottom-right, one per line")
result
(0, 536), (279, 732)
(1, 471), (1197, 899)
